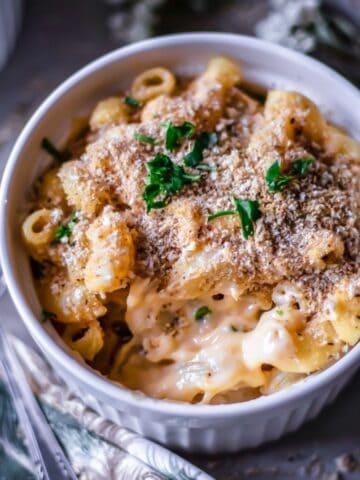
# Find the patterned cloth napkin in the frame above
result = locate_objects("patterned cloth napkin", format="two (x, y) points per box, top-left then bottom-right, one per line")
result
(0, 337), (212, 480)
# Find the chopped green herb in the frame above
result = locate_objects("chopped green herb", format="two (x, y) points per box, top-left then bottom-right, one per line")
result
(161, 121), (195, 151)
(133, 133), (158, 144)
(41, 137), (69, 162)
(266, 157), (314, 192)
(233, 197), (262, 239)
(143, 183), (168, 210)
(42, 310), (56, 323)
(265, 162), (294, 192)
(184, 138), (204, 167)
(291, 157), (314, 175)
(207, 209), (236, 222)
(184, 131), (218, 168)
(124, 96), (141, 108)
(230, 325), (238, 332)
(276, 309), (284, 316)
(143, 153), (200, 211)
(195, 305), (212, 321)
(55, 212), (78, 241)
(55, 225), (71, 241)
(201, 132), (218, 147)
(208, 197), (261, 239)
(195, 164), (216, 172)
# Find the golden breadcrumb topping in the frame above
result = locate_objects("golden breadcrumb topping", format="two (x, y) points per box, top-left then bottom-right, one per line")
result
(67, 84), (360, 311)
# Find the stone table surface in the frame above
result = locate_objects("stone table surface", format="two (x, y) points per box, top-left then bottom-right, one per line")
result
(0, 1), (359, 479)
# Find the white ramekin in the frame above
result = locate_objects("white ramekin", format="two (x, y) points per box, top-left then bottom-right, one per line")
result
(1, 33), (360, 454)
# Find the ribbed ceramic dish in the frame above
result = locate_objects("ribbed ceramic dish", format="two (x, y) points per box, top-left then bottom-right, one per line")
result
(1, 33), (360, 454)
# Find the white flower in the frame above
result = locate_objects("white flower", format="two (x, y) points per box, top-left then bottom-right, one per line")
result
(255, 0), (322, 52)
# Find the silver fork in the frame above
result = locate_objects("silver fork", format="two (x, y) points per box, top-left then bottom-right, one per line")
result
(0, 324), (78, 480)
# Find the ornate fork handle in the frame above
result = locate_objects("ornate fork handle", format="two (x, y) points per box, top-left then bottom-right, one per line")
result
(0, 325), (77, 480)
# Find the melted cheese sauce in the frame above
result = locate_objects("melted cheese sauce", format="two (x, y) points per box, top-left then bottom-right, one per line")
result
(110, 278), (309, 403)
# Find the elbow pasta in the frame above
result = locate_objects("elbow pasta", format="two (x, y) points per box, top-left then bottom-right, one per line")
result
(90, 96), (129, 129)
(201, 56), (242, 88)
(37, 167), (67, 209)
(38, 278), (107, 324)
(22, 208), (61, 258)
(305, 230), (344, 271)
(22, 57), (360, 404)
(84, 207), (134, 293)
(63, 320), (104, 361)
(264, 90), (326, 147)
(325, 125), (360, 161)
(58, 160), (110, 216)
(131, 67), (176, 102)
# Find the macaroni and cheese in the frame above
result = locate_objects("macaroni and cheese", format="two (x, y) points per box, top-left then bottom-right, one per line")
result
(22, 58), (360, 404)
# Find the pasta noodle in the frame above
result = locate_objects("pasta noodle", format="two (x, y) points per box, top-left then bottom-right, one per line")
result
(131, 67), (176, 102)
(90, 96), (128, 130)
(84, 206), (134, 293)
(22, 208), (61, 258)
(63, 320), (104, 361)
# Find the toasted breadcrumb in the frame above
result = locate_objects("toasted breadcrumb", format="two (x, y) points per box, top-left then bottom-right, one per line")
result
(63, 82), (360, 311)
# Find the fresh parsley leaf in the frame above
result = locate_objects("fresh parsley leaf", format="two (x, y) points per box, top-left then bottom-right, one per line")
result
(147, 154), (200, 191)
(133, 133), (158, 144)
(207, 209), (236, 222)
(143, 153), (200, 211)
(266, 158), (314, 192)
(208, 197), (261, 239)
(184, 132), (218, 168)
(143, 183), (169, 210)
(55, 212), (78, 241)
(265, 161), (294, 192)
(41, 137), (70, 162)
(233, 197), (262, 239)
(161, 121), (195, 151)
(124, 96), (141, 108)
(183, 138), (204, 167)
(291, 157), (314, 175)
(42, 310), (56, 323)
(201, 132), (218, 147)
(195, 164), (216, 172)
(195, 305), (212, 321)
(55, 225), (71, 241)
